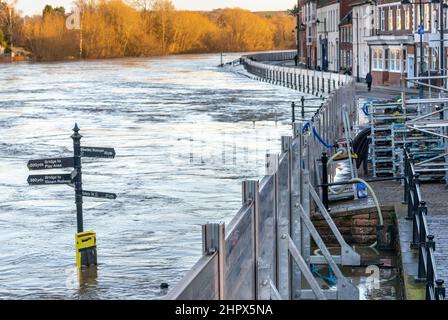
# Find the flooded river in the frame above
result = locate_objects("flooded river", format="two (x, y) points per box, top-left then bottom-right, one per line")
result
(0, 54), (313, 299)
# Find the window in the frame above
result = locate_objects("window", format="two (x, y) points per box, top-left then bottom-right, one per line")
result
(425, 4), (430, 31)
(389, 8), (394, 31)
(381, 9), (386, 31)
(431, 48), (438, 70)
(397, 6), (402, 30)
(389, 48), (401, 72)
(373, 48), (384, 70)
(405, 7), (411, 30)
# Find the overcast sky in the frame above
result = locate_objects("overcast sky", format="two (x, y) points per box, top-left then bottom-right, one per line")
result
(16, 0), (297, 16)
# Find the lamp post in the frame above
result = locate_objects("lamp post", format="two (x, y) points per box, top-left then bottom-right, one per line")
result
(356, 12), (360, 82)
(438, 0), (446, 88)
(296, 0), (300, 65)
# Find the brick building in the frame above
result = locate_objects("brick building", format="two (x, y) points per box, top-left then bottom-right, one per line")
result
(365, 0), (446, 87)
(339, 0), (354, 74)
(301, 0), (318, 68)
(339, 10), (353, 74)
(365, 0), (415, 86)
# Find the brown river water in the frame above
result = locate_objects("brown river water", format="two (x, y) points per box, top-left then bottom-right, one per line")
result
(0, 53), (322, 299)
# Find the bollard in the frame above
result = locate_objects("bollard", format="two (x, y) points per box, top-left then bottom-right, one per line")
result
(321, 152), (329, 209)
(291, 102), (296, 123)
(301, 96), (305, 119)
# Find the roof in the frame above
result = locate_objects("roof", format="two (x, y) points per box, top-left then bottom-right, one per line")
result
(350, 0), (376, 8)
(339, 11), (353, 26)
(317, 0), (339, 9)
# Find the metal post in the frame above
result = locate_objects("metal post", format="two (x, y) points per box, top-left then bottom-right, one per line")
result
(440, 0), (445, 89)
(242, 180), (259, 298)
(202, 223), (226, 299)
(321, 152), (329, 209)
(301, 96), (305, 119)
(71, 124), (83, 233)
(356, 12), (360, 82)
(419, 0), (424, 97)
(425, 234), (435, 299)
(403, 150), (409, 205)
(278, 137), (292, 299)
(435, 279), (446, 300)
(296, 0), (300, 65)
(292, 102), (296, 123)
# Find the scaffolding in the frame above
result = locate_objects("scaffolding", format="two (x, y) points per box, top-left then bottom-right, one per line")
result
(368, 75), (448, 183)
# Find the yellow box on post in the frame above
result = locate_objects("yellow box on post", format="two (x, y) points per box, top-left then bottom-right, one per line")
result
(75, 231), (98, 269)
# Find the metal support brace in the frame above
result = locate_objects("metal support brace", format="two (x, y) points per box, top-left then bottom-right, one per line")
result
(269, 280), (283, 300)
(297, 204), (359, 300)
(288, 236), (327, 300)
(309, 185), (361, 266)
(301, 171), (359, 300)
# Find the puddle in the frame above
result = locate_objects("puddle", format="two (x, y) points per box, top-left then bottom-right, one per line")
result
(312, 247), (403, 300)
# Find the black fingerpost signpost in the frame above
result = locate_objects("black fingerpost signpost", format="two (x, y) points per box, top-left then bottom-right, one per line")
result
(27, 124), (117, 270)
(72, 123), (83, 234)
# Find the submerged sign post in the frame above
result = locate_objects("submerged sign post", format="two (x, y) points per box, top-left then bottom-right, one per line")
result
(27, 124), (117, 269)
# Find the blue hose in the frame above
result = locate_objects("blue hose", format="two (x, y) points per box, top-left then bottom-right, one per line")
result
(311, 264), (337, 286)
(302, 122), (311, 133)
(362, 103), (369, 116)
(312, 127), (336, 149)
(302, 122), (336, 149)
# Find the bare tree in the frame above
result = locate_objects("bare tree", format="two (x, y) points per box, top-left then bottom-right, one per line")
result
(127, 0), (153, 12)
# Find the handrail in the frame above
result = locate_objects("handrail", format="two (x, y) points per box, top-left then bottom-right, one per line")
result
(403, 149), (446, 300)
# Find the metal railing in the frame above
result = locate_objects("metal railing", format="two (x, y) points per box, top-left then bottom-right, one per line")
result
(403, 149), (446, 300)
(166, 52), (359, 300)
(240, 51), (352, 96)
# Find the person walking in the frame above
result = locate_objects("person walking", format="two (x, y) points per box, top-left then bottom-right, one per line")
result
(366, 72), (373, 92)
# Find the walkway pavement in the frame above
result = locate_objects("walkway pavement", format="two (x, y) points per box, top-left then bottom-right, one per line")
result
(355, 84), (448, 298)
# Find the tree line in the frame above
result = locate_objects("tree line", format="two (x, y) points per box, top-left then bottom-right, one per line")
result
(0, 0), (296, 61)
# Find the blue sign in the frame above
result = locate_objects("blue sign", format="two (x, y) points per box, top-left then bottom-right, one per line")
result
(418, 24), (424, 35)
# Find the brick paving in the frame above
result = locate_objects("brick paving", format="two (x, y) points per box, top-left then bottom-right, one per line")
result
(370, 180), (448, 287)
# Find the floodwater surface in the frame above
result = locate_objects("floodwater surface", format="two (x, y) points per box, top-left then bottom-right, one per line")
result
(0, 54), (315, 299)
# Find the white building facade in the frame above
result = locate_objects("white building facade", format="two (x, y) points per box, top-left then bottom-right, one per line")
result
(352, 1), (376, 81)
(316, 2), (340, 72)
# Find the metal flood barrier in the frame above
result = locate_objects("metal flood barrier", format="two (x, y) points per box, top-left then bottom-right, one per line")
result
(166, 52), (359, 300)
(240, 51), (352, 96)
